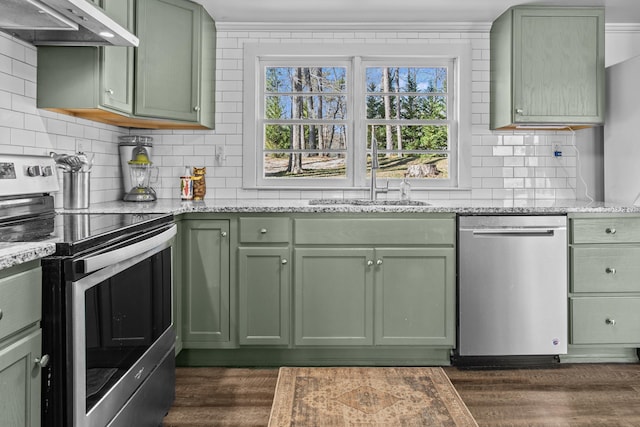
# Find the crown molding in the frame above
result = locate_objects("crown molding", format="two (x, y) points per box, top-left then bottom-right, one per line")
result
(216, 21), (492, 33)
(216, 21), (640, 34)
(605, 23), (640, 33)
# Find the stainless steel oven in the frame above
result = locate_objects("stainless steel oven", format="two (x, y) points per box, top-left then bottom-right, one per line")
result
(0, 154), (177, 427)
(41, 214), (177, 427)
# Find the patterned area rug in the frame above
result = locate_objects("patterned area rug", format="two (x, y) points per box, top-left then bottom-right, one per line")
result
(268, 367), (478, 426)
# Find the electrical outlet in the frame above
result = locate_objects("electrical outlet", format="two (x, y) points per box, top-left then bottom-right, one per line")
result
(553, 145), (563, 157)
(215, 145), (226, 162)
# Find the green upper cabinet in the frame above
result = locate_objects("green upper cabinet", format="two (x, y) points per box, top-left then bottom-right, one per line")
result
(135, 0), (215, 128)
(490, 6), (605, 130)
(36, 0), (216, 130)
(101, 0), (135, 114)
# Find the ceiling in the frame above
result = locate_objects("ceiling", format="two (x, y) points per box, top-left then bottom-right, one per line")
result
(195, 0), (640, 24)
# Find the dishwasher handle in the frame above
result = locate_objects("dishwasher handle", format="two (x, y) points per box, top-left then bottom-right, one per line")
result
(471, 228), (557, 237)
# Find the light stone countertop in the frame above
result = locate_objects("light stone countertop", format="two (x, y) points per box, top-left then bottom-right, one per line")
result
(61, 198), (640, 215)
(4, 197), (638, 271)
(0, 242), (56, 271)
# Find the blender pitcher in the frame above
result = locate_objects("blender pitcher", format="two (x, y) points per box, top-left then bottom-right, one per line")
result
(123, 146), (158, 202)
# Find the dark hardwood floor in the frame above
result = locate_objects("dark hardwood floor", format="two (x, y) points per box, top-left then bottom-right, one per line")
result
(163, 364), (640, 427)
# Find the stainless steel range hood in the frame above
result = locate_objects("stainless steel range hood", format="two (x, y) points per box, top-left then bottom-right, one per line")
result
(0, 0), (139, 47)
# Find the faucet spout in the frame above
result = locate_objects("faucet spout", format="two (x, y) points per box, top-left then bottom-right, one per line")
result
(369, 136), (387, 200)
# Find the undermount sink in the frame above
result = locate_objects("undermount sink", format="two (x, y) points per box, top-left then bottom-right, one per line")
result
(308, 198), (430, 206)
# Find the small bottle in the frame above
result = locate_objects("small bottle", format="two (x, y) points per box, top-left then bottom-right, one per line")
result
(180, 166), (193, 200)
(399, 175), (411, 201)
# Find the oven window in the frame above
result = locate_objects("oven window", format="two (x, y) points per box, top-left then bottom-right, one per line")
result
(84, 247), (171, 411)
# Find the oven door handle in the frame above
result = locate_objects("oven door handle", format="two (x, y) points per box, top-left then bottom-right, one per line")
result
(77, 224), (177, 274)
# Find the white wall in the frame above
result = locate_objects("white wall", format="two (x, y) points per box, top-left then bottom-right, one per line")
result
(2, 25), (638, 204)
(0, 33), (127, 206)
(139, 26), (580, 204)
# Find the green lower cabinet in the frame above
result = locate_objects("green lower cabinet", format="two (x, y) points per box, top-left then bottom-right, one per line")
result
(571, 297), (640, 345)
(182, 220), (230, 347)
(0, 329), (42, 427)
(238, 247), (290, 345)
(294, 248), (374, 346)
(293, 246), (455, 347)
(375, 248), (455, 346)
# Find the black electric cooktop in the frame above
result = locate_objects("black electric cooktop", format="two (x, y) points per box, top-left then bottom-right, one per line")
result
(51, 212), (173, 256)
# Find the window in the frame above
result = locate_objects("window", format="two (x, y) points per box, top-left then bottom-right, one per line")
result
(243, 44), (471, 190)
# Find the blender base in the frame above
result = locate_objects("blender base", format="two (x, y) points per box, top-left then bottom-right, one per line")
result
(123, 188), (157, 202)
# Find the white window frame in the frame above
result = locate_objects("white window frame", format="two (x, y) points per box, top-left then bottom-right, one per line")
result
(243, 43), (472, 191)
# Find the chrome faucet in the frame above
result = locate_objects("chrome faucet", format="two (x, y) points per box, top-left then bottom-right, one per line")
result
(369, 136), (388, 201)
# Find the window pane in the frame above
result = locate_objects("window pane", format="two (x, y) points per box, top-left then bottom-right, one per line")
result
(264, 153), (346, 178)
(367, 125), (449, 151)
(266, 95), (347, 120)
(366, 67), (447, 93)
(367, 154), (448, 179)
(264, 124), (348, 151)
(265, 67), (347, 93)
(366, 95), (447, 120)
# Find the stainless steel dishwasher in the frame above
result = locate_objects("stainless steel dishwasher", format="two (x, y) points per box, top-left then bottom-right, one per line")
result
(457, 215), (567, 364)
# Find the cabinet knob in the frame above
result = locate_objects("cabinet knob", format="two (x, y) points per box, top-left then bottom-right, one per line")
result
(193, 106), (201, 112)
(515, 108), (524, 114)
(260, 228), (268, 234)
(367, 260), (374, 266)
(605, 318), (616, 326)
(605, 267), (616, 275)
(281, 259), (288, 265)
(376, 259), (383, 265)
(34, 354), (50, 368)
(105, 89), (114, 95)
(605, 227), (616, 234)
(221, 231), (227, 237)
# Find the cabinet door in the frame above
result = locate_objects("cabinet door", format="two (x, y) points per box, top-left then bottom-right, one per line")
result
(0, 329), (42, 427)
(135, 0), (200, 121)
(294, 248), (374, 346)
(513, 8), (604, 123)
(238, 247), (290, 345)
(101, 0), (135, 113)
(182, 220), (230, 346)
(374, 248), (455, 346)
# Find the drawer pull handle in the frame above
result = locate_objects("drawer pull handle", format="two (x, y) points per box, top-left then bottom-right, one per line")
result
(34, 354), (50, 368)
(260, 228), (268, 234)
(605, 267), (616, 275)
(367, 260), (374, 266)
(605, 228), (616, 234)
(281, 259), (288, 265)
(605, 318), (616, 326)
(0, 309), (2, 320)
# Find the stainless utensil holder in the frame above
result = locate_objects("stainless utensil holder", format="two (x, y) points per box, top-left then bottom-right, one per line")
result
(63, 171), (90, 209)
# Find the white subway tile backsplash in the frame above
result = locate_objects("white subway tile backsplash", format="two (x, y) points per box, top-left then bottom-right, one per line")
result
(0, 28), (585, 204)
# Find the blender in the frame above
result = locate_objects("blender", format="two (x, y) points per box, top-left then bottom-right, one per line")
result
(119, 135), (153, 200)
(123, 143), (158, 202)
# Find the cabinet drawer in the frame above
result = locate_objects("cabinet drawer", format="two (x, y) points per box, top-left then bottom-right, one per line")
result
(294, 218), (454, 245)
(571, 297), (640, 344)
(571, 246), (640, 293)
(240, 217), (290, 243)
(0, 267), (42, 342)
(571, 218), (640, 244)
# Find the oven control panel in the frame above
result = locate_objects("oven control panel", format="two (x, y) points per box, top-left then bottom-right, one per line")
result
(0, 154), (59, 196)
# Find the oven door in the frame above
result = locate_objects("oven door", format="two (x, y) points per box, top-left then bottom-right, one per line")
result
(70, 224), (176, 427)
